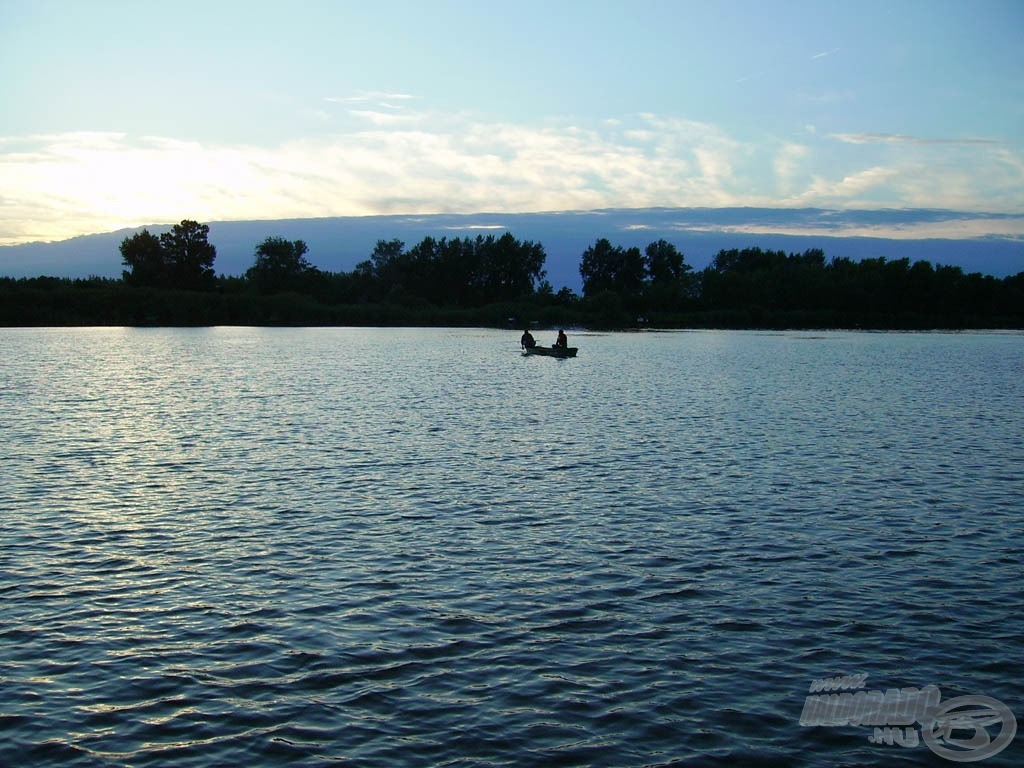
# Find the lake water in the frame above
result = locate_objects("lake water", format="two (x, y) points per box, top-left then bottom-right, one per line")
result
(1, 327), (1021, 767)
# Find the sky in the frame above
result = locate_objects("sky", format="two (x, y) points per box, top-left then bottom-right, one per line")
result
(1, 0), (1023, 248)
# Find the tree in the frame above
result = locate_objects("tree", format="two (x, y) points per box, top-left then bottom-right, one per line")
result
(120, 229), (166, 287)
(246, 237), (314, 293)
(710, 247), (787, 274)
(644, 239), (694, 311)
(353, 234), (546, 307)
(356, 239), (408, 301)
(369, 238), (406, 277)
(645, 239), (688, 284)
(159, 220), (217, 290)
(579, 238), (645, 307)
(476, 232), (547, 303)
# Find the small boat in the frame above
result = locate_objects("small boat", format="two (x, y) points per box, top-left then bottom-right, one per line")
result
(523, 345), (578, 358)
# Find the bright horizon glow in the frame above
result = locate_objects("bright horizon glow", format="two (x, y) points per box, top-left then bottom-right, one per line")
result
(1, 0), (1022, 247)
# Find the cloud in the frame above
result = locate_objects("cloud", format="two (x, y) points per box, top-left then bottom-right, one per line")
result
(831, 132), (1000, 146)
(443, 224), (506, 231)
(348, 109), (420, 126)
(830, 166), (902, 196)
(810, 48), (840, 60)
(773, 143), (811, 195)
(673, 217), (1024, 241)
(1, 111), (1022, 245)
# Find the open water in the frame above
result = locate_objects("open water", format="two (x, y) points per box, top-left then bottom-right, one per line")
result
(1, 327), (1022, 767)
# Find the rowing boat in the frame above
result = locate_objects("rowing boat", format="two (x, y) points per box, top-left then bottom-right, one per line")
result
(523, 345), (578, 358)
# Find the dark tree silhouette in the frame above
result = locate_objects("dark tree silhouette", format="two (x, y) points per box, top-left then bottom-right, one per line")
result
(354, 239), (408, 302)
(246, 237), (314, 293)
(159, 220), (217, 291)
(352, 234), (547, 307)
(579, 238), (645, 300)
(644, 239), (695, 311)
(120, 229), (166, 287)
(32, 225), (1018, 327)
(477, 232), (547, 303)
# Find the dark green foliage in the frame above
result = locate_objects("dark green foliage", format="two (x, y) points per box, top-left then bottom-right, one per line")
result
(120, 229), (165, 286)
(352, 233), (547, 307)
(579, 238), (646, 304)
(700, 247), (829, 313)
(480, 232), (547, 303)
(692, 247), (1022, 328)
(120, 220), (217, 291)
(246, 237), (316, 294)
(578, 237), (696, 324)
(644, 239), (696, 312)
(5, 225), (1022, 329)
(159, 220), (217, 291)
(583, 290), (631, 328)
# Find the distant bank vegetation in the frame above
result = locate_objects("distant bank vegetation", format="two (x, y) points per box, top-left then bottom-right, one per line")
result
(2, 219), (1022, 329)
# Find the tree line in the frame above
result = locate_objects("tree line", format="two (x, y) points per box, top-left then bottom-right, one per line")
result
(1, 219), (1021, 328)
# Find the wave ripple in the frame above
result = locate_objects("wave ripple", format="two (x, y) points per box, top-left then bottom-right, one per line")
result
(2, 328), (1022, 767)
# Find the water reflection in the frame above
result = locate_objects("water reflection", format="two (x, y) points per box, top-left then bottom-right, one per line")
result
(1, 328), (1021, 767)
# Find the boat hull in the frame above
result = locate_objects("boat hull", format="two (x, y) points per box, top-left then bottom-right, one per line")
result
(524, 346), (577, 358)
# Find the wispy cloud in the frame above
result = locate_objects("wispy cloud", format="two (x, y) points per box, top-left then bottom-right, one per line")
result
(348, 110), (420, 126)
(796, 166), (902, 202)
(810, 47), (840, 60)
(1, 112), (1021, 245)
(831, 132), (1001, 146)
(674, 217), (1024, 241)
(739, 46), (839, 86)
(774, 143), (810, 195)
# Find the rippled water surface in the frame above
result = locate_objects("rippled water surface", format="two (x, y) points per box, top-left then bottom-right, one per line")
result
(2, 327), (1022, 766)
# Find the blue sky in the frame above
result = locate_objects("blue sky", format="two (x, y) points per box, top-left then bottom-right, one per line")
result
(1, 0), (1022, 247)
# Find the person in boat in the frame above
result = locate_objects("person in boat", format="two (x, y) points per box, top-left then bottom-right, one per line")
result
(521, 329), (536, 349)
(554, 329), (568, 348)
